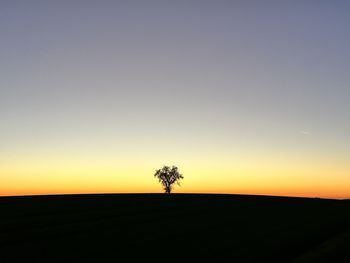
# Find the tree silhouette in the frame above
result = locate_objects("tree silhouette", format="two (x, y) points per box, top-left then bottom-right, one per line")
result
(154, 165), (184, 194)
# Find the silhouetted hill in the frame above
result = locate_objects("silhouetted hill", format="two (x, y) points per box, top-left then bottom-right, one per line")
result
(1, 194), (350, 262)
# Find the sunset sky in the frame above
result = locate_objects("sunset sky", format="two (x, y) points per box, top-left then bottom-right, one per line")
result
(1, 1), (350, 198)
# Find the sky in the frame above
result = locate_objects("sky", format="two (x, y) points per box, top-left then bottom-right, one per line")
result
(1, 1), (350, 198)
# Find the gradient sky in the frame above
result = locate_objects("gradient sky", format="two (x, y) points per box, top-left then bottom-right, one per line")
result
(1, 1), (350, 198)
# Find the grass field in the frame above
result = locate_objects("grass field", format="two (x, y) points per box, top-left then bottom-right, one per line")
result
(1, 194), (350, 262)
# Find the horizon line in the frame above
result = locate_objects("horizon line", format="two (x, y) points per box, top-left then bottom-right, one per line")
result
(0, 192), (347, 200)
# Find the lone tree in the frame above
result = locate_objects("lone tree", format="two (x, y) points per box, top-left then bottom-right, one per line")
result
(154, 165), (184, 194)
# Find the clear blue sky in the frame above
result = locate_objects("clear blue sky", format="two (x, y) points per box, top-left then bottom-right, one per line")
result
(1, 1), (350, 197)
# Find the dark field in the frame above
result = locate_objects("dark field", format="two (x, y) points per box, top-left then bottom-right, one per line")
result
(1, 194), (350, 262)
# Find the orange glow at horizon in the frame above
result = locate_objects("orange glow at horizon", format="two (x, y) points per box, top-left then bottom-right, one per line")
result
(1, 156), (349, 199)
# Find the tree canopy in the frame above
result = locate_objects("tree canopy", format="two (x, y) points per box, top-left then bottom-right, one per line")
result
(154, 165), (183, 194)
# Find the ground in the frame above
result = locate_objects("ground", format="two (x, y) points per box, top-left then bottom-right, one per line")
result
(1, 194), (350, 262)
